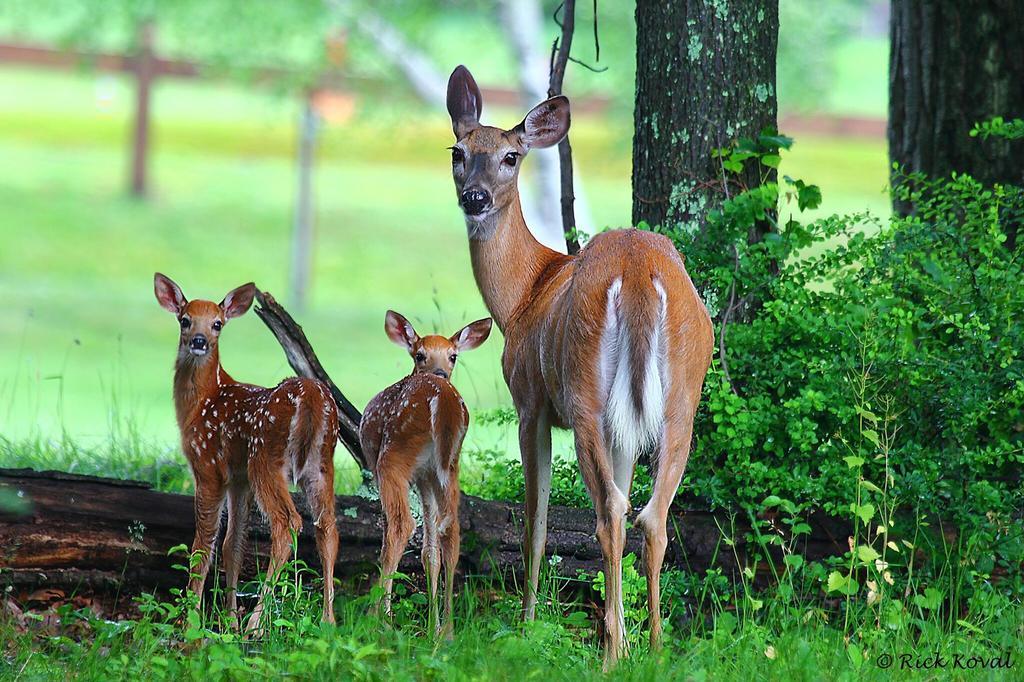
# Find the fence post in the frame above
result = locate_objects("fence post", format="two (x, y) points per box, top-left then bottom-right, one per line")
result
(129, 22), (155, 198)
(290, 92), (320, 311)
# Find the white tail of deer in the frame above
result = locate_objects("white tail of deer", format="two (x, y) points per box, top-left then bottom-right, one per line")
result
(445, 66), (714, 666)
(359, 310), (492, 637)
(154, 273), (339, 631)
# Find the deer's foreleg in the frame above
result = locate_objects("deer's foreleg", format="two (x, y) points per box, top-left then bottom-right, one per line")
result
(518, 408), (552, 621)
(188, 479), (226, 609)
(222, 483), (253, 624)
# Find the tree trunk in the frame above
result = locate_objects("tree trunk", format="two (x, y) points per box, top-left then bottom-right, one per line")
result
(888, 0), (1024, 214)
(0, 468), (850, 613)
(631, 1), (779, 237)
(327, 0), (447, 106)
(499, 0), (568, 254)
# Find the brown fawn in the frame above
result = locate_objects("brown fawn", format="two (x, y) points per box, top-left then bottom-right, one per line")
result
(154, 273), (339, 630)
(445, 66), (714, 665)
(359, 310), (492, 636)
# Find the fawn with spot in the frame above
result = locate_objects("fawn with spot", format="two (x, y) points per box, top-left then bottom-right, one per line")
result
(154, 273), (339, 630)
(359, 310), (492, 636)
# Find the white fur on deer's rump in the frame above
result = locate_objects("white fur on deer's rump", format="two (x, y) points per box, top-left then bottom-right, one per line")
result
(599, 276), (669, 490)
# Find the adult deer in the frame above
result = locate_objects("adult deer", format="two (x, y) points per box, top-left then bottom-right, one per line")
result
(445, 66), (713, 665)
(154, 274), (339, 631)
(360, 311), (492, 636)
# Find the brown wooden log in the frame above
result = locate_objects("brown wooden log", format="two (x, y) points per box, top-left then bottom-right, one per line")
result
(252, 289), (367, 470)
(0, 468), (850, 609)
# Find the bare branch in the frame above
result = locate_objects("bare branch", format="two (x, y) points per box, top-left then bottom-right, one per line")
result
(253, 289), (368, 471)
(547, 0), (580, 255)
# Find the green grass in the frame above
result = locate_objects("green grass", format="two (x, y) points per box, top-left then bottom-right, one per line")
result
(2, 506), (1020, 681)
(0, 65), (888, 462)
(828, 38), (889, 118)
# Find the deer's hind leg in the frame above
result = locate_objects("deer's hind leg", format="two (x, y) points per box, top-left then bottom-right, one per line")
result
(300, 437), (338, 625)
(376, 445), (417, 618)
(635, 391), (698, 650)
(574, 412), (629, 668)
(438, 469), (461, 639)
(246, 459), (302, 633)
(417, 476), (441, 634)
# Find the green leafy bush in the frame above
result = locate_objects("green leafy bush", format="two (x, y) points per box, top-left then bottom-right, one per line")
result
(659, 138), (1023, 573)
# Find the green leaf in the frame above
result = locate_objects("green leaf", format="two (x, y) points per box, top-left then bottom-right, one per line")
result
(761, 153), (781, 169)
(956, 619), (984, 634)
(826, 570), (858, 595)
(850, 503), (876, 524)
(863, 429), (881, 448)
(856, 545), (880, 563)
(913, 587), (943, 610)
(758, 131), (794, 150)
(847, 643), (864, 669)
(860, 480), (883, 494)
(783, 554), (804, 570)
(855, 405), (879, 423)
(843, 456), (865, 469)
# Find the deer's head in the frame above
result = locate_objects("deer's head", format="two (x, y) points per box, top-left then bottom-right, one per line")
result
(384, 310), (492, 380)
(446, 65), (571, 239)
(154, 273), (255, 363)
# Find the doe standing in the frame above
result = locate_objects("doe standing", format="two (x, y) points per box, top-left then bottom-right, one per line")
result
(444, 66), (714, 665)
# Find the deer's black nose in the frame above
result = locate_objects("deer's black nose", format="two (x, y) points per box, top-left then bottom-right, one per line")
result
(432, 369), (449, 379)
(460, 188), (491, 216)
(190, 335), (208, 351)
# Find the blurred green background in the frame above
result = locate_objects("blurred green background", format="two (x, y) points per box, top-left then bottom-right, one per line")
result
(0, 1), (890, 479)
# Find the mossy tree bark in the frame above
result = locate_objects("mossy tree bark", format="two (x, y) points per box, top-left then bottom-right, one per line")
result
(631, 1), (779, 239)
(888, 0), (1024, 215)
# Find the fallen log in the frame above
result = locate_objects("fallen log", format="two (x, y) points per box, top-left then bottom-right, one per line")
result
(0, 468), (849, 611)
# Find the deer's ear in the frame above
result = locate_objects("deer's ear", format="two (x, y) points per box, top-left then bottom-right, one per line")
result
(385, 310), (419, 349)
(220, 283), (256, 319)
(451, 318), (493, 352)
(154, 273), (187, 314)
(513, 96), (570, 149)
(447, 65), (482, 139)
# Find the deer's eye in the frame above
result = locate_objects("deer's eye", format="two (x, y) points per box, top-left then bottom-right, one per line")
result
(212, 321), (223, 332)
(415, 352), (426, 363)
(451, 147), (464, 164)
(449, 354), (457, 364)
(179, 317), (191, 329)
(503, 152), (519, 166)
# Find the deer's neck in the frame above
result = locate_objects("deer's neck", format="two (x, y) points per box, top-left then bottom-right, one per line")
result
(173, 349), (230, 431)
(468, 193), (566, 331)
